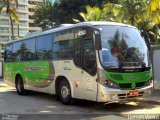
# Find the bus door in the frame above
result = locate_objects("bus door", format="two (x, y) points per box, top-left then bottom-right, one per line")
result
(79, 27), (98, 101)
(82, 38), (97, 101)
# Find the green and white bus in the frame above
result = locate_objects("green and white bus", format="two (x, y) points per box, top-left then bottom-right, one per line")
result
(4, 22), (153, 104)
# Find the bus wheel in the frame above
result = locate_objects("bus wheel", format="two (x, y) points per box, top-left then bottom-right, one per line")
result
(59, 80), (75, 105)
(15, 76), (26, 95)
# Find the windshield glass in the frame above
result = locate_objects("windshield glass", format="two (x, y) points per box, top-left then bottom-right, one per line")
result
(97, 25), (151, 69)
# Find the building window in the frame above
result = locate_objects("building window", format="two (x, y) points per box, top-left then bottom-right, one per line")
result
(18, 6), (27, 11)
(19, 13), (28, 19)
(0, 28), (9, 33)
(0, 20), (9, 25)
(19, 0), (28, 3)
(0, 36), (9, 42)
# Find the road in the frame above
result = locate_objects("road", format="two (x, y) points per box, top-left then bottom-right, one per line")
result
(0, 83), (160, 120)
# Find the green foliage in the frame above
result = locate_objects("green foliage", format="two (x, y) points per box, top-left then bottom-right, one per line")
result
(73, 6), (102, 22)
(0, 0), (19, 23)
(33, 0), (160, 44)
(147, 0), (160, 24)
(33, 0), (102, 30)
(75, 0), (160, 44)
(33, 1), (55, 30)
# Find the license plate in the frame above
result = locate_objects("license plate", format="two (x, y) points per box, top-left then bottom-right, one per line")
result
(129, 90), (139, 96)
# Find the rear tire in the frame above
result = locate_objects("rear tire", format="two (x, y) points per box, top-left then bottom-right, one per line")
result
(15, 76), (27, 95)
(58, 80), (75, 105)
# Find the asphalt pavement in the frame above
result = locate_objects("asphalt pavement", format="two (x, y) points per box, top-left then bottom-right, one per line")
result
(0, 79), (160, 120)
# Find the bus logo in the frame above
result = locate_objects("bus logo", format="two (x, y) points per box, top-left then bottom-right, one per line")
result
(131, 83), (136, 89)
(24, 64), (46, 72)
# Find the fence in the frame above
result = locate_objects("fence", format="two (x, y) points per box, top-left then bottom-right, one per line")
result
(152, 46), (160, 89)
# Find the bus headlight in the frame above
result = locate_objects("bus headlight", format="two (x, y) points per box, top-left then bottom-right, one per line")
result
(98, 69), (119, 88)
(104, 79), (119, 88)
(100, 77), (119, 88)
(146, 77), (153, 86)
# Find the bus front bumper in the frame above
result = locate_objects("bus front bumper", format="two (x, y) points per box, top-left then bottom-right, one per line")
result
(97, 83), (153, 102)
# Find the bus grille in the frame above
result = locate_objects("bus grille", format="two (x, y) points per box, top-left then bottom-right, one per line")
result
(119, 82), (145, 89)
(110, 74), (123, 80)
(118, 91), (145, 99)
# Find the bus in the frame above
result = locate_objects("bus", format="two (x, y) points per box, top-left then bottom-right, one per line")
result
(3, 22), (153, 105)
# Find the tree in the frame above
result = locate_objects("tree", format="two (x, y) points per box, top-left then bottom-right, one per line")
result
(74, 0), (159, 45)
(147, 0), (160, 24)
(33, 0), (102, 30)
(73, 4), (120, 22)
(73, 5), (102, 22)
(33, 1), (55, 30)
(147, 0), (160, 43)
(0, 0), (19, 39)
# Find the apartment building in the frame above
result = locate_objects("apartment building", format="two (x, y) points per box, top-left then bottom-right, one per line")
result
(0, 0), (29, 60)
(0, 0), (56, 60)
(28, 0), (43, 33)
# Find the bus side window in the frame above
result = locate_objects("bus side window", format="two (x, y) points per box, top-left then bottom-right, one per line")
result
(12, 42), (22, 62)
(74, 39), (82, 67)
(36, 35), (52, 60)
(22, 39), (36, 61)
(5, 44), (12, 62)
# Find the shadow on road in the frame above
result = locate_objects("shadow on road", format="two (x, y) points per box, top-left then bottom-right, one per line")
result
(0, 89), (159, 115)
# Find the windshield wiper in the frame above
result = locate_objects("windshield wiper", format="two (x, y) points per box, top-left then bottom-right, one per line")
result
(127, 48), (146, 69)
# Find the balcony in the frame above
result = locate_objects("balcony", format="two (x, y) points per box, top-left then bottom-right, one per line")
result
(0, 32), (9, 35)
(28, 4), (36, 8)
(28, 0), (42, 2)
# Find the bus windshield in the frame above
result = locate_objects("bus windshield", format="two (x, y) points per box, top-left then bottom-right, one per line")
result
(97, 25), (151, 70)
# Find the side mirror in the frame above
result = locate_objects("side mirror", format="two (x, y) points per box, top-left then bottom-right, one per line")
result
(94, 31), (102, 50)
(141, 30), (151, 51)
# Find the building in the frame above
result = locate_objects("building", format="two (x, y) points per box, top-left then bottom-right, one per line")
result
(0, 0), (29, 60)
(28, 0), (43, 33)
(0, 0), (55, 60)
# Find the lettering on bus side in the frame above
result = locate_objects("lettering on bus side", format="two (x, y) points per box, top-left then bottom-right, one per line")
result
(24, 64), (46, 71)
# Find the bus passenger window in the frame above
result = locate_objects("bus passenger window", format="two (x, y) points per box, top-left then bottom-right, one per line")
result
(22, 39), (36, 61)
(12, 42), (22, 62)
(5, 44), (12, 62)
(36, 35), (52, 60)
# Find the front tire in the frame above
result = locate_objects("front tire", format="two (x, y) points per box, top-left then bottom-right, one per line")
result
(59, 80), (75, 105)
(15, 76), (27, 95)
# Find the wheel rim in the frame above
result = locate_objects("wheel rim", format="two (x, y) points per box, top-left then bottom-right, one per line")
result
(61, 85), (70, 99)
(17, 79), (22, 92)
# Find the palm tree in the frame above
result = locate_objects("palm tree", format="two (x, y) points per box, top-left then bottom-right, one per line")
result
(147, 0), (160, 43)
(116, 0), (147, 26)
(0, 0), (19, 39)
(73, 5), (103, 22)
(147, 0), (160, 24)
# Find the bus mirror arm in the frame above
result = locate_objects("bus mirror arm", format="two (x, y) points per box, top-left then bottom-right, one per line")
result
(95, 33), (102, 50)
(140, 30), (151, 51)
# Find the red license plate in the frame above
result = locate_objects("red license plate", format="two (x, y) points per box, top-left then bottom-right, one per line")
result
(129, 90), (139, 96)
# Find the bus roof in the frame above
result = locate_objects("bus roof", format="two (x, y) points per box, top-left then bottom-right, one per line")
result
(6, 21), (136, 44)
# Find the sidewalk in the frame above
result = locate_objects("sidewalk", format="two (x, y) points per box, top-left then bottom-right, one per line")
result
(142, 90), (160, 102)
(0, 78), (15, 91)
(0, 78), (5, 85)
